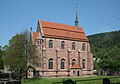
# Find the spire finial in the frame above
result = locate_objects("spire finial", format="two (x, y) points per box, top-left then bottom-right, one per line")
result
(75, 0), (79, 28)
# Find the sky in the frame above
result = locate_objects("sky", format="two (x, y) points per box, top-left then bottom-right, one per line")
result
(0, 0), (120, 46)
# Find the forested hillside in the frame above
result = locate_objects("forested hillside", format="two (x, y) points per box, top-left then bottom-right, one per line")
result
(88, 30), (120, 75)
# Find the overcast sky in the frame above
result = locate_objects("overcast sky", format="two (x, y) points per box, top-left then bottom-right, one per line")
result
(0, 0), (120, 46)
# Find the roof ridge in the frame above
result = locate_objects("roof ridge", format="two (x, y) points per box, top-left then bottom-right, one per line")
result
(41, 20), (75, 27)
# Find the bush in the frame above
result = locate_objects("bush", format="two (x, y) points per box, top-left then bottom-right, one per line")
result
(11, 73), (22, 80)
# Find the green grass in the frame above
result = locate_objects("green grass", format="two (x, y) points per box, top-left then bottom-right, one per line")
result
(22, 76), (120, 84)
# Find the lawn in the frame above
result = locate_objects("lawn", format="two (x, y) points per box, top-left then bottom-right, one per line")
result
(22, 76), (120, 84)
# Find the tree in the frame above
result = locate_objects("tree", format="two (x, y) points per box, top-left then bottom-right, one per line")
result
(88, 30), (120, 76)
(0, 46), (4, 69)
(97, 46), (120, 75)
(3, 31), (38, 78)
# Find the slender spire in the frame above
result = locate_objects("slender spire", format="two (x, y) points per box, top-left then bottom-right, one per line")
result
(75, 1), (79, 28)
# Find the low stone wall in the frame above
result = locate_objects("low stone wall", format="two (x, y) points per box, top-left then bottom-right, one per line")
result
(0, 80), (21, 84)
(0, 73), (21, 84)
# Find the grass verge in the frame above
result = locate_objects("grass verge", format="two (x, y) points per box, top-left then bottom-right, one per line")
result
(22, 76), (120, 84)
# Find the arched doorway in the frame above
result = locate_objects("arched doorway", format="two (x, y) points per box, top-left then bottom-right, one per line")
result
(77, 70), (80, 76)
(27, 66), (36, 78)
(73, 70), (75, 77)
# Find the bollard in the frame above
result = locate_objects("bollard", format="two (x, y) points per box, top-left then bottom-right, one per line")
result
(103, 78), (110, 84)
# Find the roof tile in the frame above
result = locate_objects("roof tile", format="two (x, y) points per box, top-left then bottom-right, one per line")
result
(32, 32), (38, 43)
(41, 20), (88, 41)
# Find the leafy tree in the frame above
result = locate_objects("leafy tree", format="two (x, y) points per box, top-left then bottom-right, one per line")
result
(88, 30), (120, 75)
(3, 31), (38, 78)
(0, 46), (4, 69)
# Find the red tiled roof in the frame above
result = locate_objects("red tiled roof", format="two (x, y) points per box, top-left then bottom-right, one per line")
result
(32, 32), (38, 43)
(41, 20), (88, 41)
(71, 64), (81, 69)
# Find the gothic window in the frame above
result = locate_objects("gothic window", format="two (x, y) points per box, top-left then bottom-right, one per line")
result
(48, 58), (53, 69)
(61, 41), (65, 49)
(36, 39), (43, 45)
(82, 43), (85, 51)
(36, 40), (39, 45)
(72, 42), (75, 50)
(82, 59), (86, 69)
(72, 59), (76, 66)
(36, 40), (40, 45)
(49, 40), (53, 48)
(61, 59), (65, 69)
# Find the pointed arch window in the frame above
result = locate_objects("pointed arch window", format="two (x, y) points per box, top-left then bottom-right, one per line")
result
(72, 59), (76, 66)
(82, 43), (85, 51)
(82, 59), (86, 69)
(36, 40), (40, 45)
(49, 40), (53, 48)
(61, 41), (65, 49)
(61, 59), (65, 69)
(72, 42), (75, 50)
(48, 58), (53, 69)
(36, 39), (43, 45)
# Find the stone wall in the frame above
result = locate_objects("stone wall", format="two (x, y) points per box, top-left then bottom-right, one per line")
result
(35, 37), (93, 77)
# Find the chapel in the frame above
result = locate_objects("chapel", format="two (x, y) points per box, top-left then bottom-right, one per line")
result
(28, 9), (93, 78)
